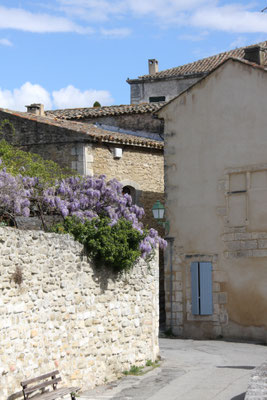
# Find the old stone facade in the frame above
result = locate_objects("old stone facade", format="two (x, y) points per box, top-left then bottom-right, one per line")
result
(127, 41), (267, 104)
(128, 75), (200, 105)
(0, 107), (166, 324)
(45, 103), (164, 136)
(158, 58), (267, 342)
(0, 108), (164, 230)
(0, 227), (159, 400)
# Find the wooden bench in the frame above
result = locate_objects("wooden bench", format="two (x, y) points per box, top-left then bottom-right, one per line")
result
(20, 370), (80, 400)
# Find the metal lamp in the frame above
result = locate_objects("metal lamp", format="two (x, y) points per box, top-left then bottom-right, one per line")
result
(152, 200), (169, 234)
(152, 200), (165, 220)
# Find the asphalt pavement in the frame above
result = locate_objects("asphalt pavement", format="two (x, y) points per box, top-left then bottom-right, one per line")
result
(80, 338), (267, 400)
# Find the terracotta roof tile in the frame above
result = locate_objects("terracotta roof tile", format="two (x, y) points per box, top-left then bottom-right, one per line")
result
(136, 41), (267, 81)
(45, 102), (165, 121)
(0, 108), (163, 150)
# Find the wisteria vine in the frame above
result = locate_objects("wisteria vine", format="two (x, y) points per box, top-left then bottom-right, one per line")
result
(0, 165), (167, 259)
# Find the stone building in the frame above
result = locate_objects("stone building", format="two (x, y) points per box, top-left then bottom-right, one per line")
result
(157, 55), (267, 342)
(0, 106), (166, 323)
(0, 107), (164, 230)
(45, 102), (165, 138)
(127, 41), (267, 104)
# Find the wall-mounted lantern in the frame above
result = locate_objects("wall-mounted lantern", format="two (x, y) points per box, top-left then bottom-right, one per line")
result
(152, 200), (169, 235)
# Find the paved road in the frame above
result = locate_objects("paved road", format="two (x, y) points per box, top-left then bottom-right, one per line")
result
(80, 338), (267, 400)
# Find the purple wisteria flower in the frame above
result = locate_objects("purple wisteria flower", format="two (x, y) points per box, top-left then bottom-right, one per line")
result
(0, 165), (167, 257)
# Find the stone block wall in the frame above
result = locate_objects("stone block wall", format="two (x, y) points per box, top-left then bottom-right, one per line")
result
(0, 227), (159, 399)
(0, 110), (87, 173)
(223, 229), (267, 258)
(81, 113), (164, 135)
(91, 144), (164, 232)
(245, 362), (267, 399)
(129, 75), (201, 104)
(164, 247), (228, 338)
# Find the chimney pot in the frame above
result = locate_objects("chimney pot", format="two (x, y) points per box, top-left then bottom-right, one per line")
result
(148, 59), (159, 75)
(25, 103), (44, 116)
(244, 46), (265, 65)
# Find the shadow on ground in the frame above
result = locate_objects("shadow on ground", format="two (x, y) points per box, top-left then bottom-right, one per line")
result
(217, 366), (255, 370)
(231, 392), (246, 400)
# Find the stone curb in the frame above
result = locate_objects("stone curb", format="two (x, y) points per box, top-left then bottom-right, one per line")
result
(245, 362), (267, 399)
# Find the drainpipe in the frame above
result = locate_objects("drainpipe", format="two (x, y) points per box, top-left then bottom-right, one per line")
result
(166, 237), (174, 332)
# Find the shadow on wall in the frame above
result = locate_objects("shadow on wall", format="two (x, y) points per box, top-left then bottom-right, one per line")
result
(138, 190), (166, 325)
(138, 190), (165, 235)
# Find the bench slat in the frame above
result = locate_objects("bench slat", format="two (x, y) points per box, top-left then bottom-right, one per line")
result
(21, 371), (59, 387)
(24, 377), (61, 395)
(25, 386), (79, 400)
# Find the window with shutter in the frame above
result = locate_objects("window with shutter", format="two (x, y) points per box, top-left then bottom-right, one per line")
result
(191, 262), (213, 315)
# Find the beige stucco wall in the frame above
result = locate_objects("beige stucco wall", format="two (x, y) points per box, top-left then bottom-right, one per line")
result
(0, 227), (159, 400)
(159, 60), (267, 342)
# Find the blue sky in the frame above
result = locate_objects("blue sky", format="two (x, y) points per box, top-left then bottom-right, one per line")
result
(0, 0), (267, 111)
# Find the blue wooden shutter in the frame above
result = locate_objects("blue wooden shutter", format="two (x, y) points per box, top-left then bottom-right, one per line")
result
(191, 262), (199, 315)
(199, 262), (213, 315)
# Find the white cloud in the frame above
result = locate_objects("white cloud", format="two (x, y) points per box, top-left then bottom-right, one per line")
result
(100, 28), (131, 38)
(0, 82), (52, 111)
(0, 5), (92, 34)
(0, 1), (266, 37)
(0, 83), (113, 111)
(0, 38), (13, 46)
(57, 0), (267, 34)
(58, 0), (126, 22)
(52, 85), (113, 109)
(191, 5), (267, 33)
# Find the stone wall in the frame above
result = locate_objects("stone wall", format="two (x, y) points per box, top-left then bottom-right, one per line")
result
(245, 362), (267, 399)
(129, 75), (201, 104)
(81, 113), (164, 135)
(0, 109), (87, 173)
(91, 144), (164, 231)
(0, 227), (159, 400)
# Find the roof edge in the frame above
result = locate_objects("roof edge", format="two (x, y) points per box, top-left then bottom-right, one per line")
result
(155, 57), (267, 115)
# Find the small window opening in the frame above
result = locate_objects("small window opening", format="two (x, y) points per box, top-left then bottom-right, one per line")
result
(149, 96), (166, 103)
(122, 185), (136, 203)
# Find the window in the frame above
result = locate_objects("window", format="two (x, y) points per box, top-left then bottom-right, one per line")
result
(149, 96), (166, 103)
(122, 185), (136, 203)
(191, 262), (213, 315)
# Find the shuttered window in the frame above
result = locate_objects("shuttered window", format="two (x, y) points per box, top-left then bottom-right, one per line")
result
(190, 262), (213, 315)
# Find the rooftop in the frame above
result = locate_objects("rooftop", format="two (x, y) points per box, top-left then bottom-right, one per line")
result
(45, 102), (165, 121)
(156, 56), (267, 114)
(129, 41), (267, 82)
(0, 108), (163, 150)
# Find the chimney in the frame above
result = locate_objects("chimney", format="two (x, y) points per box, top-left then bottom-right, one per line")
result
(244, 46), (265, 65)
(148, 59), (158, 75)
(25, 103), (44, 116)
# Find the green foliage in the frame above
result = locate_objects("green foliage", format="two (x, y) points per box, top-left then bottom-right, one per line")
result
(123, 365), (143, 375)
(93, 101), (101, 107)
(0, 119), (15, 142)
(123, 360), (160, 376)
(0, 139), (74, 184)
(51, 216), (145, 272)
